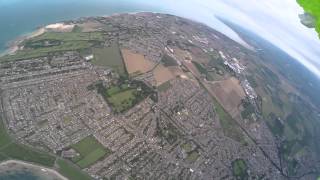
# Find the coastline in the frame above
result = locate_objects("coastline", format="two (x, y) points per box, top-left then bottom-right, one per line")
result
(0, 11), (150, 58)
(0, 160), (68, 180)
(0, 27), (46, 57)
(0, 11), (254, 59)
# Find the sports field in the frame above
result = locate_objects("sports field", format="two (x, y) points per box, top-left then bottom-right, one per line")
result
(71, 135), (111, 168)
(57, 159), (92, 180)
(92, 44), (127, 77)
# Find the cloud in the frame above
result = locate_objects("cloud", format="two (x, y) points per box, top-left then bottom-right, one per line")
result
(149, 0), (320, 77)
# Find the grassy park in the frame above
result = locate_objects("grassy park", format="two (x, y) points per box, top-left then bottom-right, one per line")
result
(92, 44), (127, 77)
(57, 159), (92, 180)
(232, 159), (248, 180)
(71, 136), (111, 168)
(95, 80), (154, 113)
(0, 31), (104, 62)
(31, 32), (104, 42)
(212, 97), (246, 144)
(157, 81), (172, 92)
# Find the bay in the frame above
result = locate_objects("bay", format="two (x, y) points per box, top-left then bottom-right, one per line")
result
(0, 0), (163, 52)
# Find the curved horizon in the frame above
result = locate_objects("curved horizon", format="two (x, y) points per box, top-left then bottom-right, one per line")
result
(1, 0), (320, 79)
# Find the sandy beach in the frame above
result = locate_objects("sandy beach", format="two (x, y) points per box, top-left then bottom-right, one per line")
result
(0, 27), (46, 57)
(0, 160), (68, 180)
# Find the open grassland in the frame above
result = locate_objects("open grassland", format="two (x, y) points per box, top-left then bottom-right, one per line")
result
(122, 49), (156, 75)
(0, 154), (7, 162)
(31, 32), (104, 42)
(1, 143), (55, 167)
(2, 41), (92, 61)
(157, 81), (172, 92)
(0, 119), (56, 167)
(212, 97), (246, 144)
(161, 54), (178, 67)
(92, 44), (127, 77)
(232, 159), (248, 180)
(186, 150), (200, 163)
(298, 0), (320, 37)
(0, 120), (11, 147)
(1, 31), (104, 62)
(108, 89), (138, 113)
(210, 78), (246, 118)
(77, 148), (107, 168)
(153, 64), (175, 86)
(247, 63), (320, 176)
(95, 81), (153, 113)
(71, 136), (111, 168)
(192, 60), (216, 81)
(57, 159), (92, 180)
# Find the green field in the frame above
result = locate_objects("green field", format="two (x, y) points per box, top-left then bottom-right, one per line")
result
(181, 142), (193, 152)
(0, 32), (104, 62)
(95, 81), (152, 113)
(2, 41), (92, 61)
(0, 118), (93, 179)
(57, 159), (92, 180)
(31, 32), (104, 42)
(0, 120), (12, 147)
(0, 153), (7, 162)
(71, 136), (111, 168)
(108, 89), (137, 112)
(72, 25), (84, 33)
(297, 0), (320, 37)
(192, 61), (207, 74)
(186, 150), (200, 163)
(1, 143), (56, 167)
(161, 54), (178, 67)
(77, 148), (107, 168)
(92, 44), (127, 77)
(0, 119), (56, 167)
(192, 61), (216, 81)
(212, 98), (246, 144)
(158, 81), (172, 92)
(232, 159), (248, 180)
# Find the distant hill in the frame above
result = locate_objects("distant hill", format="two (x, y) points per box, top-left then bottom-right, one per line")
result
(219, 17), (320, 108)
(220, 17), (320, 177)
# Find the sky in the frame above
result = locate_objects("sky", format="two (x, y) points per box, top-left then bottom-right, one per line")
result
(0, 0), (319, 78)
(147, 0), (320, 78)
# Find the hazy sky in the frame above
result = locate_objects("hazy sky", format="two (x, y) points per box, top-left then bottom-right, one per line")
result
(149, 0), (320, 78)
(1, 0), (319, 78)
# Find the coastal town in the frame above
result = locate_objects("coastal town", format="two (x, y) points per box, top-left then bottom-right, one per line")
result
(0, 12), (318, 180)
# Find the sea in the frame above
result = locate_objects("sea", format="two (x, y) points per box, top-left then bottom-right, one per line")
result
(0, 0), (251, 54)
(0, 0), (165, 53)
(0, 1), (247, 178)
(0, 0), (162, 179)
(0, 170), (40, 180)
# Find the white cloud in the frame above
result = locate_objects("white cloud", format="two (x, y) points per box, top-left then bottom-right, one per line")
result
(149, 0), (320, 77)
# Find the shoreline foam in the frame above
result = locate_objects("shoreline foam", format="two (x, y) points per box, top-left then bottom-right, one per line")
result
(0, 160), (68, 180)
(0, 27), (46, 57)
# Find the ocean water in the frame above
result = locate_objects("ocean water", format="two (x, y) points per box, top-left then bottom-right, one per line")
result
(0, 0), (163, 52)
(0, 1), (161, 179)
(0, 170), (39, 180)
(0, 0), (251, 54)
